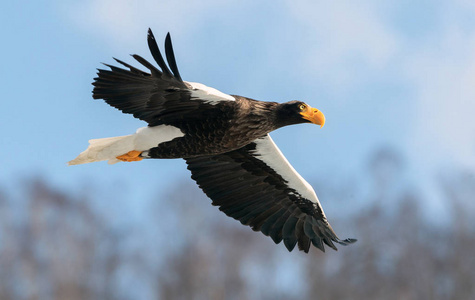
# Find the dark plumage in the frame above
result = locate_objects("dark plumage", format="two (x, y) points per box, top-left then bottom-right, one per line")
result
(70, 29), (356, 253)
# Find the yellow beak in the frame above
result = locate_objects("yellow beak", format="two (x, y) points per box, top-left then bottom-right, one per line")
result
(300, 106), (325, 128)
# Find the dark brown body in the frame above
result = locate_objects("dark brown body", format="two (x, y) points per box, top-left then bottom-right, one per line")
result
(146, 97), (281, 158)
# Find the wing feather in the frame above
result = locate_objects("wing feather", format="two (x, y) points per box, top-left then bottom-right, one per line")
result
(147, 29), (173, 78)
(164, 32), (183, 81)
(186, 134), (356, 253)
(92, 29), (233, 126)
(131, 54), (162, 77)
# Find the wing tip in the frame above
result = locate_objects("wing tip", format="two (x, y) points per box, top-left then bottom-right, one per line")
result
(164, 31), (183, 82)
(146, 28), (174, 78)
(338, 237), (358, 245)
(147, 28), (154, 39)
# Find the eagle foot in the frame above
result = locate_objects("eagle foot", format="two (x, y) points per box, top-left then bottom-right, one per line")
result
(116, 150), (143, 162)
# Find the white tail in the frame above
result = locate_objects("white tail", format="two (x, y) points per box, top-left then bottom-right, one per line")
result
(68, 125), (185, 166)
(68, 134), (135, 165)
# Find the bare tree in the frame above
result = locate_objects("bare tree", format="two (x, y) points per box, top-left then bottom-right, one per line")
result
(1, 148), (474, 300)
(0, 179), (121, 300)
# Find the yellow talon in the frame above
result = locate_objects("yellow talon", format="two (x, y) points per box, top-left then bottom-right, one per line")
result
(116, 150), (143, 162)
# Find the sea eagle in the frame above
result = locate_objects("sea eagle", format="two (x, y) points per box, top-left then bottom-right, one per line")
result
(69, 29), (356, 253)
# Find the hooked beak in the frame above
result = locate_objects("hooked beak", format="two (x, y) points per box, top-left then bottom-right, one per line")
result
(300, 106), (325, 128)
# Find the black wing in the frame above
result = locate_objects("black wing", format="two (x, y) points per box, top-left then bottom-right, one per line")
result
(92, 29), (234, 126)
(186, 135), (356, 253)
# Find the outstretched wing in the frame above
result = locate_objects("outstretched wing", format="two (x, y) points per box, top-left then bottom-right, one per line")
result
(92, 29), (235, 126)
(185, 135), (356, 253)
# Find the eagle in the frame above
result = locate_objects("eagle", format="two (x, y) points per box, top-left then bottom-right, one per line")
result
(69, 29), (356, 253)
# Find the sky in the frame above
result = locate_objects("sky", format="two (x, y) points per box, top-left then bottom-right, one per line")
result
(1, 0), (475, 222)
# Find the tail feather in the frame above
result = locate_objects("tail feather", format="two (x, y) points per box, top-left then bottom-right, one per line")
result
(68, 134), (135, 165)
(69, 125), (184, 166)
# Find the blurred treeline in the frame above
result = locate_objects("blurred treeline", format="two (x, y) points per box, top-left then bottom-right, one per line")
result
(1, 148), (474, 300)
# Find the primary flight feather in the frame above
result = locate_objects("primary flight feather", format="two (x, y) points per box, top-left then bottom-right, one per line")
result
(69, 29), (356, 253)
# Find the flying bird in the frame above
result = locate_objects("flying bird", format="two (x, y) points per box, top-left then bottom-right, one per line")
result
(69, 29), (356, 253)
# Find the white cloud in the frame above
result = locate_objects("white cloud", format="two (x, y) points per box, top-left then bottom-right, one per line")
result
(60, 0), (229, 49)
(284, 1), (475, 172)
(284, 0), (399, 90)
(404, 24), (475, 171)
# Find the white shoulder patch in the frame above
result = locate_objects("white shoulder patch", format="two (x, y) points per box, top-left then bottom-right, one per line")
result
(185, 81), (235, 104)
(134, 125), (184, 150)
(253, 135), (322, 206)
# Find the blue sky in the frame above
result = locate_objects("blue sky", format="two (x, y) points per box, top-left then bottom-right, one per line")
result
(1, 0), (475, 221)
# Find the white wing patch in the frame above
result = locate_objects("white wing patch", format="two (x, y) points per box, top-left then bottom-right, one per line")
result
(253, 135), (322, 206)
(185, 81), (235, 104)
